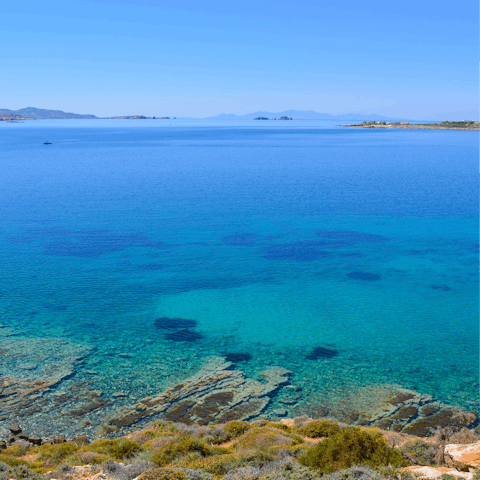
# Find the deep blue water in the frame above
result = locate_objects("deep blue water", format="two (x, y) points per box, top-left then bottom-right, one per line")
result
(0, 119), (478, 423)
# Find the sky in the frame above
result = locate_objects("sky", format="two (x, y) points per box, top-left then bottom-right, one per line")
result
(2, 0), (478, 119)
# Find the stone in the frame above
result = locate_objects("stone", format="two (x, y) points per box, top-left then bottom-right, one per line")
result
(28, 437), (43, 446)
(12, 439), (31, 449)
(7, 436), (15, 444)
(73, 435), (89, 445)
(273, 408), (288, 417)
(18, 433), (29, 440)
(53, 436), (66, 444)
(112, 392), (128, 398)
(445, 441), (480, 469)
(105, 358), (291, 428)
(404, 466), (473, 480)
(9, 424), (21, 435)
(0, 440), (6, 449)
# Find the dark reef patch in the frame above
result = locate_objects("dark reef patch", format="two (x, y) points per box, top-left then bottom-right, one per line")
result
(154, 317), (197, 331)
(224, 353), (252, 363)
(221, 233), (259, 246)
(347, 271), (381, 281)
(44, 230), (166, 258)
(314, 230), (388, 247)
(262, 241), (334, 262)
(165, 329), (203, 342)
(306, 346), (339, 360)
(262, 230), (387, 262)
(432, 284), (451, 291)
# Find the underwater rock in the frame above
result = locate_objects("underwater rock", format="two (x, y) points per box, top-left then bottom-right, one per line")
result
(262, 241), (334, 262)
(314, 230), (388, 246)
(154, 317), (197, 330)
(224, 353), (252, 363)
(221, 233), (259, 246)
(42, 229), (166, 258)
(347, 271), (381, 281)
(306, 346), (339, 360)
(105, 358), (291, 428)
(432, 284), (451, 291)
(165, 329), (203, 342)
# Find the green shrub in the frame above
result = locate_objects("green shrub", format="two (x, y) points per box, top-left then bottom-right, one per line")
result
(175, 453), (239, 475)
(298, 427), (406, 474)
(400, 439), (438, 466)
(265, 422), (292, 433)
(297, 420), (340, 439)
(151, 437), (214, 467)
(37, 442), (79, 466)
(440, 475), (456, 480)
(85, 439), (143, 460)
(138, 468), (187, 480)
(0, 456), (30, 469)
(223, 421), (252, 438)
(0, 462), (43, 480)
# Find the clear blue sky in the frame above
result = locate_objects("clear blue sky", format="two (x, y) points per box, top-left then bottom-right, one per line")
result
(2, 0), (478, 119)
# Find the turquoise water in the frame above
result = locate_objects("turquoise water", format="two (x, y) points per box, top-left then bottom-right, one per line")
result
(0, 120), (478, 428)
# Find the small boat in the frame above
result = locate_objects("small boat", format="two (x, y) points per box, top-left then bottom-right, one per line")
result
(44, 141), (52, 145)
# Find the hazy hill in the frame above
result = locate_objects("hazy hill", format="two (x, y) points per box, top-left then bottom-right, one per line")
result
(0, 107), (97, 119)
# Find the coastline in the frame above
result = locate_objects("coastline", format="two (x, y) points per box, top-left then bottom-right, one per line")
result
(1, 415), (480, 480)
(343, 123), (480, 131)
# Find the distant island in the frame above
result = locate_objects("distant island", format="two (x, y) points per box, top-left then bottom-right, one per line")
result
(344, 120), (480, 131)
(0, 107), (97, 120)
(254, 116), (292, 120)
(0, 108), (175, 121)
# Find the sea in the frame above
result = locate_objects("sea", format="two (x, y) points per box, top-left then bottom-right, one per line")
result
(0, 118), (478, 434)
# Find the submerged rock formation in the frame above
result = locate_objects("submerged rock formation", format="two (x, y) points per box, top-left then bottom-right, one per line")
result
(105, 358), (292, 429)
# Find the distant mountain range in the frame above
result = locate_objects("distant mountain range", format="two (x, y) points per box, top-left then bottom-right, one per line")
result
(0, 107), (97, 119)
(207, 110), (412, 121)
(0, 107), (414, 122)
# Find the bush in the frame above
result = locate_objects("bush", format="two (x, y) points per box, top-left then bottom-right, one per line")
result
(138, 468), (187, 480)
(297, 420), (340, 439)
(234, 427), (301, 450)
(37, 443), (80, 466)
(177, 454), (239, 475)
(265, 422), (292, 433)
(224, 421), (252, 438)
(449, 428), (480, 444)
(151, 438), (215, 467)
(85, 439), (143, 460)
(0, 461), (43, 480)
(298, 427), (407, 474)
(400, 439), (438, 466)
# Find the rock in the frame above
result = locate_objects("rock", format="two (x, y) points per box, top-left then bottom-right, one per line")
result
(18, 433), (29, 440)
(53, 436), (66, 444)
(28, 437), (43, 446)
(73, 435), (89, 445)
(7, 436), (15, 444)
(273, 408), (288, 417)
(105, 358), (291, 427)
(0, 440), (6, 449)
(445, 441), (480, 469)
(9, 424), (21, 435)
(404, 466), (473, 480)
(112, 392), (127, 398)
(12, 439), (31, 449)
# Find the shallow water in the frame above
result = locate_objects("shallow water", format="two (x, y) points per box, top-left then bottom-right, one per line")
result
(0, 119), (478, 434)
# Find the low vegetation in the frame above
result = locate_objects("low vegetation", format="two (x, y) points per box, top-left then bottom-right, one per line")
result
(298, 427), (407, 474)
(1, 418), (480, 480)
